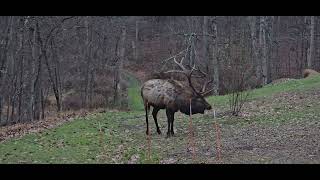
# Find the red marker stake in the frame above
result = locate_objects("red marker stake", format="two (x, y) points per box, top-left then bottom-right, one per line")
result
(146, 101), (151, 162)
(189, 99), (196, 162)
(214, 121), (221, 162)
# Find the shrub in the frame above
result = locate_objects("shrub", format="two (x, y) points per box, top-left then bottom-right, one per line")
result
(225, 63), (252, 116)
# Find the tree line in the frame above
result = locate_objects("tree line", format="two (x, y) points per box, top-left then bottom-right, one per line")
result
(0, 16), (318, 125)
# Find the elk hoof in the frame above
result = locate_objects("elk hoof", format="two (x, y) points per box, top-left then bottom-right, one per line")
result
(146, 130), (150, 135)
(157, 129), (162, 135)
(166, 132), (171, 138)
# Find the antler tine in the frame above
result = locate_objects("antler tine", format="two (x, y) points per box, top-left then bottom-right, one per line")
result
(186, 64), (203, 95)
(201, 79), (213, 93)
(173, 57), (187, 71)
(187, 74), (201, 95)
(163, 56), (189, 76)
(162, 46), (207, 96)
(194, 66), (213, 92)
(201, 88), (215, 96)
(199, 77), (215, 96)
(163, 70), (187, 74)
(190, 64), (197, 73)
(197, 67), (208, 77)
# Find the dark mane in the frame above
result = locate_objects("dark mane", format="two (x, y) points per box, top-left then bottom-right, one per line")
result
(149, 72), (171, 80)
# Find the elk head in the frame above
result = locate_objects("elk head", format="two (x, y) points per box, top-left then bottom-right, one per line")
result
(164, 55), (214, 115)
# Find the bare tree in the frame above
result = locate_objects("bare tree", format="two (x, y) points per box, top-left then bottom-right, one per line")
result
(307, 16), (315, 68)
(203, 16), (209, 71)
(114, 24), (127, 108)
(211, 16), (219, 95)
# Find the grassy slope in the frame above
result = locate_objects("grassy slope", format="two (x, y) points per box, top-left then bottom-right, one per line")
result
(1, 75), (320, 163)
(123, 71), (144, 111)
(207, 75), (320, 106)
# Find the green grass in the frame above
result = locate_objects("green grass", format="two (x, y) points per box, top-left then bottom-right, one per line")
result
(211, 101), (320, 127)
(205, 75), (320, 127)
(0, 111), (159, 164)
(251, 75), (320, 97)
(127, 87), (144, 111)
(207, 75), (320, 107)
(123, 71), (144, 111)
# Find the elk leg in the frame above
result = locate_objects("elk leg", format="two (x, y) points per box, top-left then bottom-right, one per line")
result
(165, 109), (173, 138)
(145, 102), (151, 135)
(171, 113), (175, 136)
(152, 107), (161, 135)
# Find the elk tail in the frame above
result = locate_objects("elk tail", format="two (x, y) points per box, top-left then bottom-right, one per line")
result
(140, 84), (145, 98)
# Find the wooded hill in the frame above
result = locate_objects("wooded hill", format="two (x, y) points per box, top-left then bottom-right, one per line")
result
(0, 16), (319, 125)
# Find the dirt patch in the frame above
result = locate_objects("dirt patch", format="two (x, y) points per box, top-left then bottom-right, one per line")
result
(147, 87), (320, 163)
(218, 119), (320, 163)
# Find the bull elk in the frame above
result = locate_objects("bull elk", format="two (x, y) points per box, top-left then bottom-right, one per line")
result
(141, 55), (213, 137)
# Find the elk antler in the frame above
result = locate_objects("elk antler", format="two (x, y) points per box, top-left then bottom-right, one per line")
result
(201, 79), (213, 93)
(187, 64), (201, 95)
(164, 55), (207, 96)
(200, 79), (214, 96)
(195, 66), (215, 96)
(162, 33), (215, 97)
(189, 65), (215, 96)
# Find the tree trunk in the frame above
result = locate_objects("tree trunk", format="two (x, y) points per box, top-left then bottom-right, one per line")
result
(52, 43), (62, 111)
(301, 18), (305, 74)
(34, 54), (42, 120)
(135, 20), (139, 61)
(275, 16), (281, 79)
(119, 26), (127, 108)
(18, 17), (25, 123)
(114, 25), (127, 108)
(41, 88), (45, 119)
(113, 36), (120, 107)
(10, 62), (18, 123)
(84, 16), (91, 108)
(203, 16), (209, 72)
(307, 16), (315, 68)
(44, 51), (61, 112)
(33, 19), (43, 121)
(0, 97), (2, 124)
(211, 16), (219, 95)
(6, 96), (10, 124)
(0, 16), (14, 123)
(248, 16), (260, 86)
(266, 16), (273, 84)
(27, 17), (35, 122)
(260, 16), (268, 85)
(189, 35), (195, 67)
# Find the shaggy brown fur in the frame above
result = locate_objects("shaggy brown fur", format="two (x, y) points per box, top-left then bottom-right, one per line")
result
(303, 69), (319, 78)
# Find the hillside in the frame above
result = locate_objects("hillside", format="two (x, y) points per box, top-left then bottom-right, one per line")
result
(0, 75), (320, 163)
